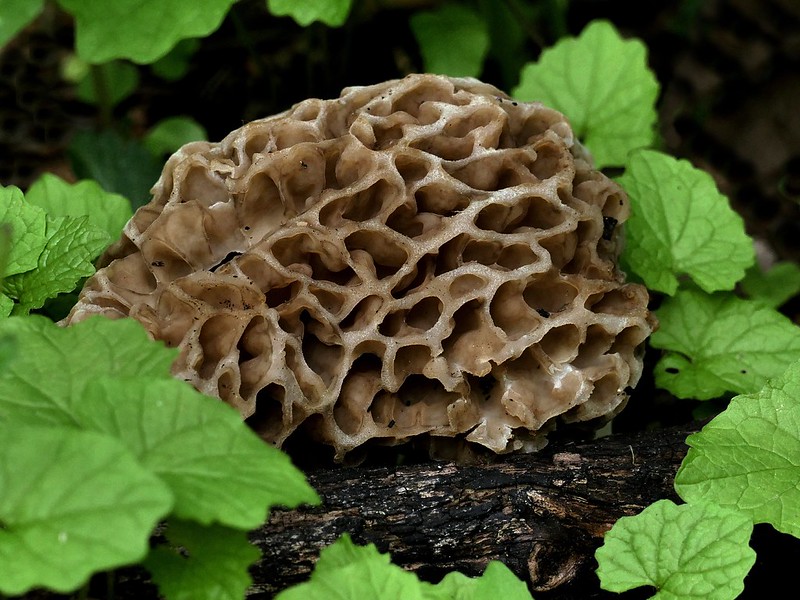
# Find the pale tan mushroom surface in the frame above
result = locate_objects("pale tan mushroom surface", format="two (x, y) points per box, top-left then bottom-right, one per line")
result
(64, 74), (655, 460)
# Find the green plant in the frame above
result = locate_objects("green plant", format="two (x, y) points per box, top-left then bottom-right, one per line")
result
(514, 20), (659, 168)
(10, 0), (358, 208)
(274, 534), (532, 599)
(1, 0), (355, 64)
(0, 315), (319, 598)
(0, 176), (130, 316)
(410, 3), (490, 78)
(596, 499), (756, 599)
(596, 358), (800, 598)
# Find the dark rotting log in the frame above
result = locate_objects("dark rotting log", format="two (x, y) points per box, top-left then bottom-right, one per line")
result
(246, 422), (697, 598)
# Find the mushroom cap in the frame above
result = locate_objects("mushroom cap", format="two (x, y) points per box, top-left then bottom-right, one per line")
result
(64, 74), (655, 460)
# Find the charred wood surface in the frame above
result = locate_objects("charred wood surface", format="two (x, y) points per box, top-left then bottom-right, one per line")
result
(247, 423), (698, 599)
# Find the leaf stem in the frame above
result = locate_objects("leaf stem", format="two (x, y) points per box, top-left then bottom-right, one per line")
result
(545, 0), (569, 39)
(107, 570), (116, 600)
(77, 583), (89, 600)
(499, 0), (546, 50)
(229, 7), (266, 78)
(89, 64), (113, 129)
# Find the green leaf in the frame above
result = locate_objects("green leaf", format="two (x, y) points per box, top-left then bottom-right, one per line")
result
(0, 330), (16, 368)
(60, 53), (90, 84)
(267, 0), (353, 27)
(740, 261), (800, 308)
(56, 0), (235, 64)
(0, 294), (12, 318)
(150, 38), (200, 81)
(595, 499), (755, 600)
(467, 562), (533, 599)
(0, 222), (10, 276)
(25, 173), (132, 242)
(430, 561), (533, 599)
(0, 425), (173, 596)
(0, 0), (44, 49)
(144, 116), (208, 157)
(76, 377), (319, 528)
(275, 534), (423, 600)
(619, 150), (754, 294)
(69, 129), (162, 209)
(76, 60), (140, 107)
(513, 20), (658, 168)
(2, 215), (110, 314)
(144, 519), (259, 600)
(410, 4), (490, 78)
(0, 185), (101, 315)
(0, 315), (178, 427)
(651, 289), (800, 399)
(675, 360), (800, 537)
(0, 185), (47, 277)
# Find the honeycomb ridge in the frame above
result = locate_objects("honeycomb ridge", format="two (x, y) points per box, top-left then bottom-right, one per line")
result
(64, 74), (655, 459)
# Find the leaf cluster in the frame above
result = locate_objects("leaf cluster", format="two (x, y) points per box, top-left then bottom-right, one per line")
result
(596, 359), (800, 599)
(0, 176), (131, 316)
(0, 316), (319, 598)
(2, 0), (354, 66)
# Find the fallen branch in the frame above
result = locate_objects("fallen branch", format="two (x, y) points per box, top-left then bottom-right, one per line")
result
(247, 422), (697, 597)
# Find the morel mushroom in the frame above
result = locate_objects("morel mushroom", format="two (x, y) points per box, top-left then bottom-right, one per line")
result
(64, 74), (655, 459)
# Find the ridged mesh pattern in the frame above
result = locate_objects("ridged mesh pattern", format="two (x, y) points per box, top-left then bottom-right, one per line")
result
(64, 74), (655, 459)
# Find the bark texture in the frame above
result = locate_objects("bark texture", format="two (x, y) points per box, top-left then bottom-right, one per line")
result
(246, 422), (697, 598)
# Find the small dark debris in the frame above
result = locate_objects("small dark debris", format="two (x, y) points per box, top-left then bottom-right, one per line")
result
(665, 367), (680, 374)
(388, 419), (396, 428)
(602, 216), (618, 241)
(151, 260), (165, 267)
(511, 101), (518, 106)
(536, 308), (550, 318)
(740, 369), (747, 374)
(209, 251), (243, 273)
